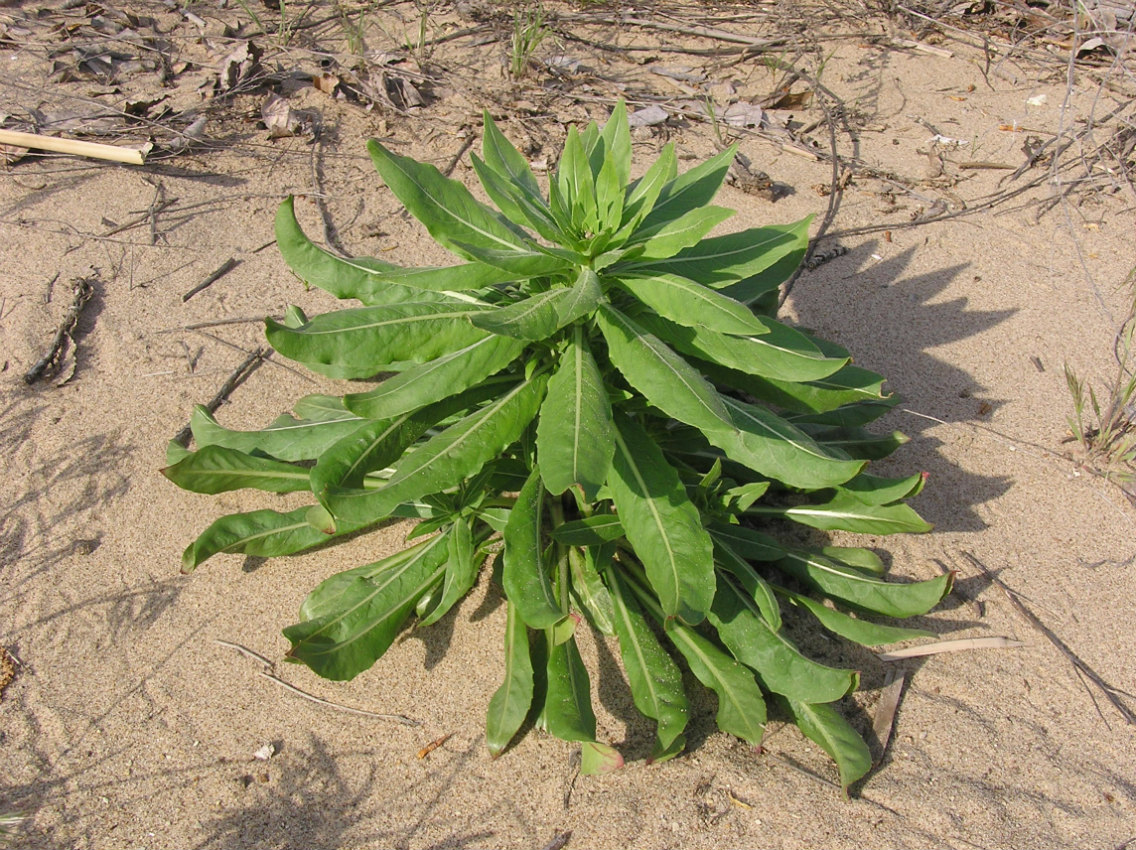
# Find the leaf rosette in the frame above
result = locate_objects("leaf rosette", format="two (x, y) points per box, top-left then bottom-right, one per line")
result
(165, 102), (948, 789)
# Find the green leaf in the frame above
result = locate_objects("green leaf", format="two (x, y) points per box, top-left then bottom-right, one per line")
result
(343, 336), (525, 420)
(543, 634), (596, 742)
(486, 600), (535, 756)
(611, 562), (769, 747)
(418, 516), (482, 626)
(628, 219), (810, 286)
(162, 445), (310, 494)
(569, 545), (616, 636)
(536, 328), (614, 500)
(310, 413), (427, 502)
(706, 362), (892, 415)
(776, 549), (952, 618)
(368, 140), (566, 275)
(550, 513), (625, 546)
(597, 99), (631, 189)
(708, 575), (857, 703)
(713, 539), (782, 631)
(634, 310), (848, 383)
(708, 524), (783, 562)
(556, 267), (604, 325)
(481, 110), (543, 198)
(284, 534), (450, 680)
(557, 127), (598, 235)
(805, 427), (908, 461)
(628, 206), (735, 263)
(502, 466), (565, 630)
(784, 592), (935, 646)
(716, 239), (808, 306)
(596, 303), (733, 436)
(325, 375), (548, 529)
(266, 302), (489, 380)
(580, 741), (624, 774)
(190, 403), (367, 463)
(608, 413), (715, 625)
(717, 396), (865, 489)
(761, 491), (931, 535)
(618, 143), (676, 236)
(840, 472), (927, 505)
(637, 145), (736, 233)
(470, 288), (571, 340)
(593, 152), (625, 236)
(784, 698), (872, 793)
(607, 567), (689, 755)
(181, 506), (334, 573)
(613, 272), (773, 337)
(820, 546), (885, 575)
(275, 197), (465, 304)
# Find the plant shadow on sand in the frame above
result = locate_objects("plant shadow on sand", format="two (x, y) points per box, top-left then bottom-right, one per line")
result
(788, 244), (1017, 531)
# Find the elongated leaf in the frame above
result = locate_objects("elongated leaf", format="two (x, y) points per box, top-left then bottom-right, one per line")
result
(717, 396), (864, 489)
(635, 310), (847, 383)
(481, 110), (543, 197)
(503, 466), (564, 629)
(557, 127), (597, 235)
(629, 206), (734, 263)
(713, 539), (782, 630)
(190, 404), (366, 463)
(785, 592), (935, 646)
(614, 272), (773, 337)
(761, 492), (931, 535)
(276, 198), (463, 304)
(368, 141), (565, 275)
(471, 288), (571, 340)
(708, 524), (783, 562)
(593, 152), (625, 235)
(597, 99), (631, 189)
(181, 506), (335, 574)
(596, 304), (733, 435)
(551, 514), (625, 546)
(637, 145), (736, 233)
(840, 472), (927, 505)
(267, 302), (489, 380)
(544, 635), (596, 743)
(607, 567), (689, 755)
(162, 445), (309, 494)
(620, 566), (766, 745)
(776, 549), (951, 618)
(820, 546), (886, 575)
(703, 361), (892, 415)
(628, 219), (810, 286)
(325, 376), (548, 529)
(284, 534), (450, 680)
(537, 329), (613, 500)
(419, 516), (482, 626)
(716, 240), (807, 306)
(709, 575), (857, 703)
(608, 413), (715, 624)
(343, 336), (524, 420)
(785, 698), (872, 793)
(310, 413), (427, 502)
(556, 267), (603, 326)
(618, 143), (676, 236)
(569, 545), (616, 636)
(486, 600), (535, 756)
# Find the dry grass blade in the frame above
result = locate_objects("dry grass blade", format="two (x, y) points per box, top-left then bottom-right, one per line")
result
(961, 551), (1136, 726)
(871, 669), (906, 765)
(877, 637), (1025, 661)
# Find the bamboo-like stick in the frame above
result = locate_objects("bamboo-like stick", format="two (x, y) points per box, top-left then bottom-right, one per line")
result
(0, 128), (149, 165)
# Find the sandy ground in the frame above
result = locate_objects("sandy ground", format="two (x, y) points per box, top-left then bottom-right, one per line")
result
(2, 2), (1135, 848)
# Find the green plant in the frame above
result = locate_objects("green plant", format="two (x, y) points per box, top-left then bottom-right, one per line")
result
(0, 812), (27, 848)
(509, 4), (549, 78)
(1065, 278), (1136, 490)
(164, 101), (948, 790)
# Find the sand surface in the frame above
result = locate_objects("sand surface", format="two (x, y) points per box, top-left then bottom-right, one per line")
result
(2, 3), (1135, 848)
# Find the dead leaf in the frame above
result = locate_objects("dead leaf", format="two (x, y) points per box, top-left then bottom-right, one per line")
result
(877, 636), (1025, 661)
(766, 88), (813, 110)
(313, 73), (340, 96)
(260, 94), (316, 139)
(722, 102), (765, 128)
(219, 40), (263, 93)
(628, 104), (668, 128)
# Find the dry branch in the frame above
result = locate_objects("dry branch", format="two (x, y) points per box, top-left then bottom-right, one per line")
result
(0, 128), (149, 165)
